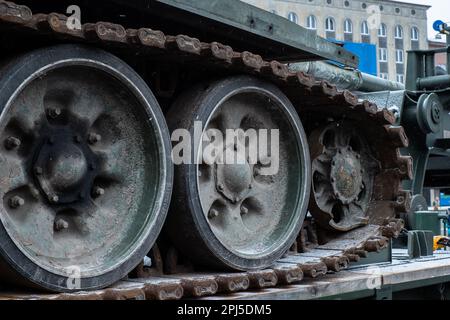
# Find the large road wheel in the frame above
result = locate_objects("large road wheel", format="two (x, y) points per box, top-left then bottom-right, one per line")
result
(0, 45), (172, 291)
(167, 76), (310, 270)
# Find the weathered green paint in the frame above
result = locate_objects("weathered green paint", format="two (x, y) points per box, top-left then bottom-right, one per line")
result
(113, 0), (359, 66)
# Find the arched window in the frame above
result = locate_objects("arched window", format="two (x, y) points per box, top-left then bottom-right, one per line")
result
(378, 23), (387, 37)
(306, 15), (317, 30)
(361, 21), (369, 35)
(411, 27), (419, 41)
(396, 49), (404, 64)
(395, 25), (403, 39)
(325, 17), (335, 32)
(288, 12), (298, 24)
(344, 19), (353, 33)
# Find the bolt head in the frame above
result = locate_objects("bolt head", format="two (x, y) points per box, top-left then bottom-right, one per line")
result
(356, 154), (361, 160)
(208, 209), (219, 219)
(92, 186), (105, 197)
(218, 184), (224, 191)
(48, 108), (62, 119)
(9, 196), (25, 209)
(88, 133), (102, 145)
(241, 206), (249, 215)
(331, 177), (336, 183)
(50, 195), (59, 204)
(54, 219), (69, 231)
(74, 135), (82, 144)
(4, 136), (21, 150)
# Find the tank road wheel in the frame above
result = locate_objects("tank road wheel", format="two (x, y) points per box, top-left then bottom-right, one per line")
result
(308, 121), (380, 232)
(0, 45), (172, 291)
(167, 76), (310, 270)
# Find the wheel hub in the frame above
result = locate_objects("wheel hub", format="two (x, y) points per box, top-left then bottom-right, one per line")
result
(216, 148), (252, 203)
(330, 148), (363, 205)
(34, 129), (99, 204)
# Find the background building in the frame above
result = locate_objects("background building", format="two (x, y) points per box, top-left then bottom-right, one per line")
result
(243, 0), (430, 83)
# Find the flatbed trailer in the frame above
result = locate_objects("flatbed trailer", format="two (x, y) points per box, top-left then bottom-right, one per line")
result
(1, 248), (449, 300)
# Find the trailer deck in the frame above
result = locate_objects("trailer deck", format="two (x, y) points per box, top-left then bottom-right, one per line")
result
(0, 250), (449, 300)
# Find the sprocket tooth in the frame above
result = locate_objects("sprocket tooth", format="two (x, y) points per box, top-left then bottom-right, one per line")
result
(397, 155), (414, 180)
(376, 108), (396, 125)
(385, 125), (409, 148)
(355, 100), (378, 115)
(395, 190), (412, 213)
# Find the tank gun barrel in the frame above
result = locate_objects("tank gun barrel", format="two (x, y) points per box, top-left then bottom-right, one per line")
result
(290, 61), (405, 92)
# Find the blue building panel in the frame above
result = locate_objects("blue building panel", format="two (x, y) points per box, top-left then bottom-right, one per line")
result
(331, 41), (377, 76)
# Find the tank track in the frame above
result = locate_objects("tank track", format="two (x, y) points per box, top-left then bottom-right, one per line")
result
(0, 0), (412, 300)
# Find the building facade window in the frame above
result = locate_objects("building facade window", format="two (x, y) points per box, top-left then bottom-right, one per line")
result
(379, 73), (389, 80)
(379, 48), (388, 62)
(361, 21), (369, 35)
(411, 27), (419, 41)
(344, 19), (353, 33)
(325, 17), (335, 31)
(306, 15), (317, 30)
(378, 23), (387, 37)
(288, 12), (298, 24)
(396, 50), (404, 64)
(396, 74), (404, 83)
(395, 25), (403, 39)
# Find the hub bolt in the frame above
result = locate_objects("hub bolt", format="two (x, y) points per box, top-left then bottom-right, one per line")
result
(9, 196), (25, 209)
(92, 186), (105, 198)
(47, 107), (62, 119)
(54, 218), (69, 231)
(208, 208), (219, 219)
(88, 133), (102, 145)
(50, 195), (59, 204)
(4, 136), (21, 150)
(241, 206), (249, 215)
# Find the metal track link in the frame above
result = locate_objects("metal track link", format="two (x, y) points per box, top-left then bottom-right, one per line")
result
(0, 0), (410, 300)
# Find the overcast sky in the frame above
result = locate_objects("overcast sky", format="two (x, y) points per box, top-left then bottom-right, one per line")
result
(395, 0), (450, 41)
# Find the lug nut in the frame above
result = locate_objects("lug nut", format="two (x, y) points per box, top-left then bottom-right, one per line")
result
(208, 209), (219, 219)
(47, 108), (62, 119)
(241, 206), (249, 215)
(92, 186), (105, 198)
(29, 185), (40, 199)
(50, 195), (59, 204)
(34, 167), (43, 175)
(4, 136), (21, 150)
(218, 184), (224, 192)
(9, 196), (25, 209)
(54, 218), (69, 231)
(88, 133), (102, 145)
